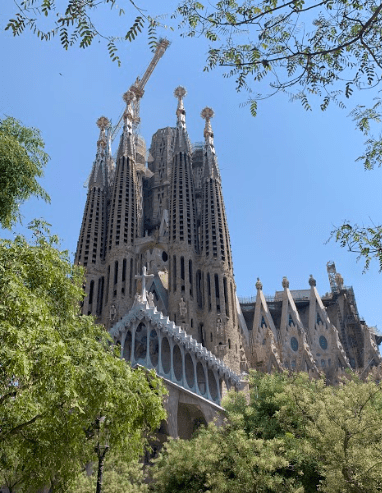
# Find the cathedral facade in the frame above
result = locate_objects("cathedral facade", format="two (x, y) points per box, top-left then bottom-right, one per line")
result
(75, 77), (381, 436)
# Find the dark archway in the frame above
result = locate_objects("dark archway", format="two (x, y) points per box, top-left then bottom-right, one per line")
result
(123, 330), (132, 362)
(134, 323), (147, 363)
(177, 403), (207, 440)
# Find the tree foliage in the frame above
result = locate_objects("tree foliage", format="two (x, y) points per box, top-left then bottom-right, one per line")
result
(0, 221), (166, 491)
(151, 371), (382, 493)
(6, 0), (166, 63)
(331, 222), (382, 272)
(0, 117), (50, 229)
(69, 454), (148, 493)
(176, 0), (382, 114)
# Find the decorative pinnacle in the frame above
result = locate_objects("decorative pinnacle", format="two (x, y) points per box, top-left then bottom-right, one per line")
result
(256, 277), (263, 291)
(123, 90), (134, 105)
(96, 116), (109, 150)
(201, 106), (215, 142)
(282, 276), (289, 289)
(174, 86), (187, 101)
(174, 86), (187, 129)
(309, 275), (316, 287)
(201, 107), (214, 121)
(96, 116), (110, 130)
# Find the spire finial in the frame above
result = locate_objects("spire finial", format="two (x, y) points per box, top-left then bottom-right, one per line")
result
(256, 277), (263, 291)
(201, 107), (215, 144)
(96, 116), (109, 152)
(122, 90), (135, 129)
(282, 276), (289, 289)
(174, 86), (187, 129)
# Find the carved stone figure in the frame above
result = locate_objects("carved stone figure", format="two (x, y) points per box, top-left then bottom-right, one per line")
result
(179, 297), (187, 318)
(109, 304), (117, 321)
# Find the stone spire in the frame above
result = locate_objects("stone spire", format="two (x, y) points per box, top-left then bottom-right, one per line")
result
(200, 108), (233, 272)
(201, 107), (220, 180)
(173, 86), (192, 154)
(168, 86), (198, 337)
(169, 86), (197, 248)
(197, 107), (239, 372)
(86, 116), (109, 189)
(117, 90), (135, 160)
(107, 90), (139, 252)
(75, 116), (112, 316)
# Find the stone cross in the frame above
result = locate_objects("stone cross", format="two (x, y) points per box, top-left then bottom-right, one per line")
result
(135, 266), (154, 302)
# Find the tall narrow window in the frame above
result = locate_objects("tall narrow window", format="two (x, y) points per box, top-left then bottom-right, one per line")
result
(173, 256), (177, 292)
(129, 258), (133, 296)
(105, 265), (110, 304)
(215, 273), (220, 312)
(231, 282), (236, 325)
(181, 256), (185, 280)
(196, 270), (202, 308)
(223, 277), (229, 317)
(122, 258), (126, 294)
(89, 280), (94, 305)
(207, 273), (211, 312)
(114, 261), (118, 285)
(189, 260), (193, 297)
(96, 277), (104, 316)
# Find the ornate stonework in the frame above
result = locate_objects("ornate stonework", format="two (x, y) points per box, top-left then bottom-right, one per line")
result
(76, 72), (382, 438)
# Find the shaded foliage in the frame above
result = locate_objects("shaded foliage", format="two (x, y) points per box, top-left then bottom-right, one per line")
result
(151, 371), (382, 493)
(0, 117), (50, 229)
(0, 221), (166, 491)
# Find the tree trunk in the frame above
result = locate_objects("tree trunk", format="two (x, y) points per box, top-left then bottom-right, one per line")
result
(95, 445), (109, 493)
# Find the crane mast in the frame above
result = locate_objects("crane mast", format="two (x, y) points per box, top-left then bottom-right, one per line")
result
(109, 39), (170, 143)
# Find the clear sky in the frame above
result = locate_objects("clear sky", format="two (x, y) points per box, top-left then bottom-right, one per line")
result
(1, 1), (382, 330)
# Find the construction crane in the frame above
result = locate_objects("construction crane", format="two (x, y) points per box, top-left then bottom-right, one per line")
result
(108, 38), (170, 143)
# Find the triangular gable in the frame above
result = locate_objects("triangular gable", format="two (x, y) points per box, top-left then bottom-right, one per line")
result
(308, 279), (351, 370)
(280, 279), (319, 375)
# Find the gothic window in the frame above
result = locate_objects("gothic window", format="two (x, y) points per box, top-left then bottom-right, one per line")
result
(316, 312), (323, 324)
(149, 329), (159, 368)
(261, 316), (267, 328)
(290, 337), (299, 352)
(288, 314), (294, 326)
(319, 335), (328, 350)
(134, 323), (147, 363)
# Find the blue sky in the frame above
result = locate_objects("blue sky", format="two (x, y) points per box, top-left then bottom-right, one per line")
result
(1, 0), (382, 329)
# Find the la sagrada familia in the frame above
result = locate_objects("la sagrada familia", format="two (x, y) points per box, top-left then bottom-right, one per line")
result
(75, 41), (381, 438)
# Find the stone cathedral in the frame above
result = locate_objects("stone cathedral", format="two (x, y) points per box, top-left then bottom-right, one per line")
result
(75, 55), (381, 438)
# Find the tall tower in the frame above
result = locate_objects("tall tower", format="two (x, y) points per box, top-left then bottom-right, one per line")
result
(198, 108), (241, 372)
(104, 91), (140, 327)
(75, 116), (112, 318)
(168, 87), (198, 338)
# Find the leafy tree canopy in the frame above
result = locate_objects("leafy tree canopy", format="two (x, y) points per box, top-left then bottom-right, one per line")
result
(151, 371), (382, 493)
(6, 0), (167, 64)
(0, 116), (50, 229)
(0, 221), (166, 491)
